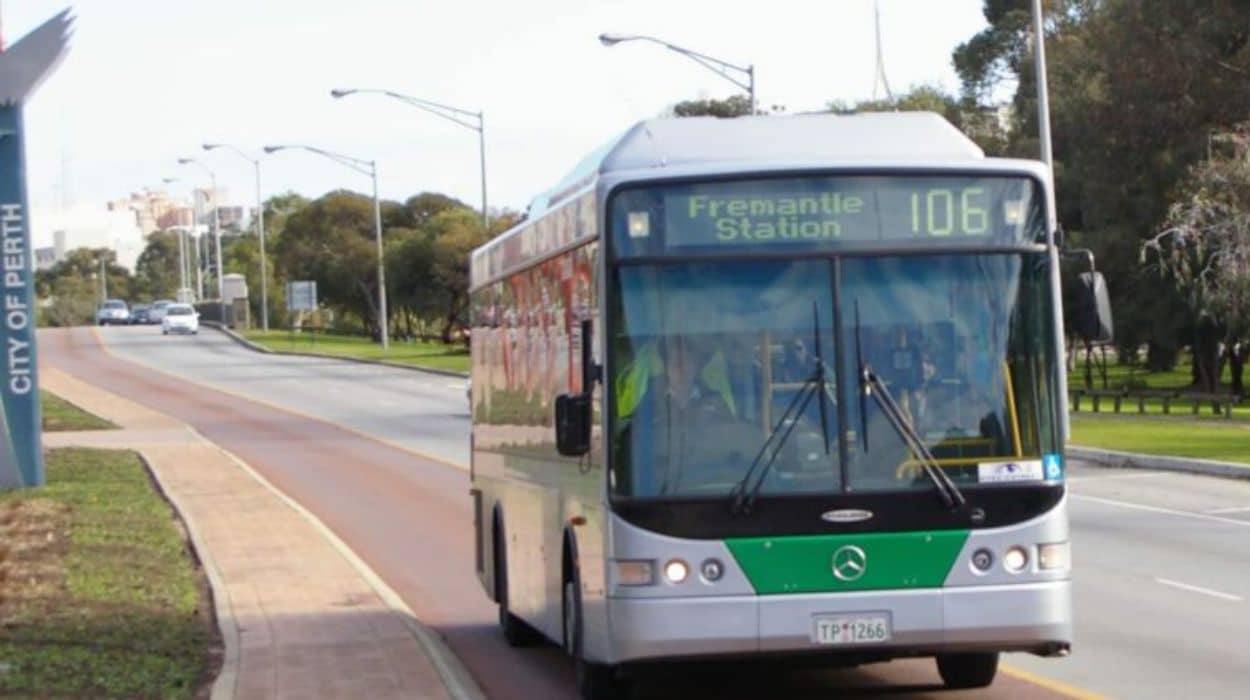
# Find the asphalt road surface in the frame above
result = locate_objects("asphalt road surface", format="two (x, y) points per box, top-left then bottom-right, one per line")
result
(41, 325), (1250, 699)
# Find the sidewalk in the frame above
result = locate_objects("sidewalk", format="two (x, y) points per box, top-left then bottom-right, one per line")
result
(40, 367), (473, 700)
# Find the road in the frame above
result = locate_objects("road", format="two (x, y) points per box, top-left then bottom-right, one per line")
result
(42, 325), (1250, 699)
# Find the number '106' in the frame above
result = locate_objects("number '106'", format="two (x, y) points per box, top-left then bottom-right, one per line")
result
(910, 187), (987, 236)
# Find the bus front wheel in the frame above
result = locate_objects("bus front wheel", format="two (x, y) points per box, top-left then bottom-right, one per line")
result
(936, 652), (999, 689)
(565, 577), (629, 700)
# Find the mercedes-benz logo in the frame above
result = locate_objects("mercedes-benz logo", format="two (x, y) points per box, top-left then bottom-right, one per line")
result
(832, 545), (867, 582)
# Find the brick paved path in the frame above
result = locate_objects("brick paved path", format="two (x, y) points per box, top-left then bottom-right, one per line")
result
(41, 367), (456, 700)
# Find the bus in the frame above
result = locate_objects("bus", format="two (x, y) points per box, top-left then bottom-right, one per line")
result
(469, 112), (1072, 699)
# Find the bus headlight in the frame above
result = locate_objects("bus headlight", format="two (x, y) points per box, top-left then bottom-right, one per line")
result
(613, 559), (655, 586)
(1003, 546), (1029, 573)
(663, 559), (689, 584)
(1038, 542), (1070, 571)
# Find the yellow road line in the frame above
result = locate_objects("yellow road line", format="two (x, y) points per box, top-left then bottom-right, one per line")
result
(1001, 664), (1111, 700)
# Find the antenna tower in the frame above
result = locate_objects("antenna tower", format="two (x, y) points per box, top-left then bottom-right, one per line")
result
(872, 1), (894, 101)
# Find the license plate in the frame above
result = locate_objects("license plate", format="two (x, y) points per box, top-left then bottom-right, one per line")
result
(811, 613), (892, 645)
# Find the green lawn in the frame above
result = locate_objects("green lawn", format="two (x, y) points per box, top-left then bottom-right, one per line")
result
(241, 329), (469, 373)
(40, 390), (117, 431)
(0, 448), (219, 698)
(1067, 358), (1202, 393)
(1069, 414), (1250, 465)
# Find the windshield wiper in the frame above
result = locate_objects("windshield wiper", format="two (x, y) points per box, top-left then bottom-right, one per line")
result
(853, 303), (965, 510)
(730, 303), (833, 516)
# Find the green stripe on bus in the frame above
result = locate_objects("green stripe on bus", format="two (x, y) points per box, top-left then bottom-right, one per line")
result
(724, 530), (970, 594)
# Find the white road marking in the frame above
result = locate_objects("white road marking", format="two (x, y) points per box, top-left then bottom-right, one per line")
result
(1203, 506), (1250, 515)
(1155, 577), (1243, 602)
(1066, 472), (1170, 483)
(1071, 494), (1250, 528)
(447, 382), (466, 389)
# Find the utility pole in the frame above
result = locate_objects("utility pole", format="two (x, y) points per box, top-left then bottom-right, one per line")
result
(1032, 0), (1054, 170)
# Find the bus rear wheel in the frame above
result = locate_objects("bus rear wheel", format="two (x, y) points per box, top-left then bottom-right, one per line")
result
(495, 528), (542, 647)
(936, 651), (999, 689)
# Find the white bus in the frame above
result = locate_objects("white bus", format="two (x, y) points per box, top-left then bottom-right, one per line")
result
(470, 112), (1073, 699)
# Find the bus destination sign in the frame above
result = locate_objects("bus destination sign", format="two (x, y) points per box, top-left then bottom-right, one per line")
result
(659, 176), (1039, 250)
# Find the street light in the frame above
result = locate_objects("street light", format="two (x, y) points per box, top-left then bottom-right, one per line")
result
(598, 33), (755, 113)
(161, 176), (188, 296)
(330, 88), (489, 231)
(263, 144), (389, 350)
(177, 157), (224, 316)
(203, 143), (270, 332)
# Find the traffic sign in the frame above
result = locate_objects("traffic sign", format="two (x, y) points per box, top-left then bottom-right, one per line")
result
(286, 280), (317, 311)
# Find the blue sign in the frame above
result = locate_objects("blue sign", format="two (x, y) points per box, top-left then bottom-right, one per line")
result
(1043, 453), (1063, 481)
(0, 10), (73, 488)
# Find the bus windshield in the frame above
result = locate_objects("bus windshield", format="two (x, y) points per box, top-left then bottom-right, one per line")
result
(607, 177), (1061, 501)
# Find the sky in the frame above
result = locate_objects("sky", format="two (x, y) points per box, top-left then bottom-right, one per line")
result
(5, 0), (991, 216)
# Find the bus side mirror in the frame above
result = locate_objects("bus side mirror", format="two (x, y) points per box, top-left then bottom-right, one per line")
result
(1075, 271), (1114, 344)
(555, 318), (597, 457)
(555, 394), (591, 456)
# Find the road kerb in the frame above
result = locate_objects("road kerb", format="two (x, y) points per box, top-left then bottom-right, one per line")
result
(196, 428), (487, 700)
(204, 322), (470, 378)
(89, 326), (469, 473)
(1067, 445), (1250, 480)
(134, 450), (241, 700)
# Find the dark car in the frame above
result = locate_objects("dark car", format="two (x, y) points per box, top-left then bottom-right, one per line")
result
(130, 304), (152, 324)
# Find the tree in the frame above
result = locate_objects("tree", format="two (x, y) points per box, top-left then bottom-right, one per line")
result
(953, 0), (1250, 371)
(426, 208), (492, 342)
(402, 192), (470, 229)
(1143, 127), (1250, 394)
(671, 94), (754, 118)
(224, 234), (284, 327)
(133, 232), (182, 300)
(35, 247), (132, 326)
(274, 190), (392, 336)
(828, 85), (1009, 155)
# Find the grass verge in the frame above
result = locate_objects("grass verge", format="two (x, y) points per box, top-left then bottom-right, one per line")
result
(1070, 414), (1250, 465)
(0, 448), (220, 698)
(40, 390), (117, 432)
(240, 329), (469, 373)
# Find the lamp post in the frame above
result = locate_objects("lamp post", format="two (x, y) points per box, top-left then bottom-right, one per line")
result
(330, 88), (488, 231)
(598, 33), (756, 113)
(177, 157), (223, 315)
(161, 176), (188, 296)
(203, 143), (269, 331)
(263, 144), (389, 349)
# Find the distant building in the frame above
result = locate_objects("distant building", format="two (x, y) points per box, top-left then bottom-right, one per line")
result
(34, 230), (68, 270)
(192, 188), (247, 231)
(30, 204), (145, 271)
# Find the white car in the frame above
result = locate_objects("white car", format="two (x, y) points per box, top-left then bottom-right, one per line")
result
(149, 299), (175, 323)
(96, 299), (130, 325)
(161, 304), (199, 335)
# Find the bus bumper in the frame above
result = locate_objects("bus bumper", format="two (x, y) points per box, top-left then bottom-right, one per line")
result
(606, 580), (1070, 664)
